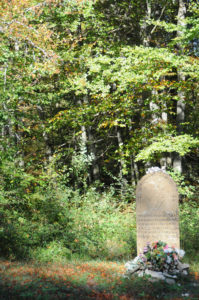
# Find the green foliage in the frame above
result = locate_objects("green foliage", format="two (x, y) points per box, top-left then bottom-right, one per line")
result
(168, 170), (196, 200)
(135, 135), (199, 163)
(0, 177), (136, 260)
(0, 0), (199, 264)
(61, 188), (136, 260)
(1, 160), (199, 264)
(30, 241), (72, 263)
(69, 142), (94, 188)
(180, 201), (199, 256)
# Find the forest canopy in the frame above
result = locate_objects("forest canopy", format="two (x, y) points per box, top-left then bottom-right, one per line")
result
(0, 0), (199, 260)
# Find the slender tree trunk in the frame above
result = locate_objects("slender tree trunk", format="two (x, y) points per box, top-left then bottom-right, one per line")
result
(77, 97), (93, 184)
(140, 0), (151, 47)
(88, 126), (100, 181)
(37, 107), (53, 165)
(1, 63), (8, 151)
(173, 0), (186, 173)
(116, 126), (127, 193)
(176, 0), (186, 135)
(116, 127), (124, 177)
(128, 119), (139, 185)
(131, 157), (139, 185)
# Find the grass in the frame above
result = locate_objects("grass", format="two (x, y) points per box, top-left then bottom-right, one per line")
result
(0, 258), (199, 299)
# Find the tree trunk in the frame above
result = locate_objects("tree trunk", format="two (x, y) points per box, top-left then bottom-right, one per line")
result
(140, 0), (151, 47)
(173, 0), (186, 173)
(116, 126), (127, 194)
(1, 63), (8, 151)
(88, 126), (100, 181)
(77, 97), (93, 184)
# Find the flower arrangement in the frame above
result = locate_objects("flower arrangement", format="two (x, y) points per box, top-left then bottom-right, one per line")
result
(139, 241), (185, 273)
(125, 241), (188, 281)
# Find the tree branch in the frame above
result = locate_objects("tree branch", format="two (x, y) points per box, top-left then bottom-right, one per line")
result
(150, 5), (167, 35)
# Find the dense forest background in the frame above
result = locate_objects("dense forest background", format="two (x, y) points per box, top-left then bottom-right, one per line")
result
(1, 0), (199, 261)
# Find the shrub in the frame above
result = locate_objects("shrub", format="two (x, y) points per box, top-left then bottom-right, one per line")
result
(0, 180), (137, 261)
(180, 201), (199, 257)
(30, 241), (72, 262)
(60, 187), (137, 260)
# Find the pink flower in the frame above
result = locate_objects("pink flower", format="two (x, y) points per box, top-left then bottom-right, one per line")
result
(173, 253), (178, 260)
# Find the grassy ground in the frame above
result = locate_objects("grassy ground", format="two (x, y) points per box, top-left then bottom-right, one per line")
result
(0, 259), (199, 300)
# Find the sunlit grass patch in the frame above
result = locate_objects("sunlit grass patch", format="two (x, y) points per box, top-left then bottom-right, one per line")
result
(0, 259), (199, 299)
(0, 259), (126, 299)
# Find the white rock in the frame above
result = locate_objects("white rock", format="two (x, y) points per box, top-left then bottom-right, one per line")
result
(148, 277), (159, 283)
(133, 256), (142, 263)
(177, 261), (189, 271)
(125, 256), (142, 274)
(165, 278), (176, 284)
(138, 271), (144, 277)
(146, 166), (167, 174)
(163, 272), (177, 279)
(172, 269), (180, 274)
(125, 264), (140, 274)
(182, 293), (189, 297)
(182, 270), (188, 276)
(125, 256), (141, 266)
(145, 269), (165, 280)
(166, 256), (172, 264)
(164, 264), (169, 269)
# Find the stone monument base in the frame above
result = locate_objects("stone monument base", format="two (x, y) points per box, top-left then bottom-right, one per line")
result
(125, 257), (189, 284)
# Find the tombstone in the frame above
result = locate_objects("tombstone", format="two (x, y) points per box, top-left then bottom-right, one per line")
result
(136, 168), (180, 254)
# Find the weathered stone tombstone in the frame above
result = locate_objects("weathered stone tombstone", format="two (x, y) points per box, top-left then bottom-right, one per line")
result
(124, 169), (189, 282)
(136, 168), (180, 254)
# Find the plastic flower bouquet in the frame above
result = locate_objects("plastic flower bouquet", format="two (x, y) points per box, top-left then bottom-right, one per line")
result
(140, 241), (184, 273)
(125, 241), (187, 279)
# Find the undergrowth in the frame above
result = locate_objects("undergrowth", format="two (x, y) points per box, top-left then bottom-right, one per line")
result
(1, 180), (199, 263)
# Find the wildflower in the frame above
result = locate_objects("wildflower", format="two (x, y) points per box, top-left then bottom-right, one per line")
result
(143, 247), (148, 253)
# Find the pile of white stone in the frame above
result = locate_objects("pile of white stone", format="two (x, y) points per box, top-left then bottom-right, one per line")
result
(146, 166), (167, 174)
(124, 252), (189, 284)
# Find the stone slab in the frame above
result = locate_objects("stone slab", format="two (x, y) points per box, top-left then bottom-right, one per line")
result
(136, 171), (180, 254)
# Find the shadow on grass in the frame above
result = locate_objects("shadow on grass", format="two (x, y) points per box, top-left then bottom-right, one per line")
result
(0, 279), (105, 300)
(0, 260), (199, 300)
